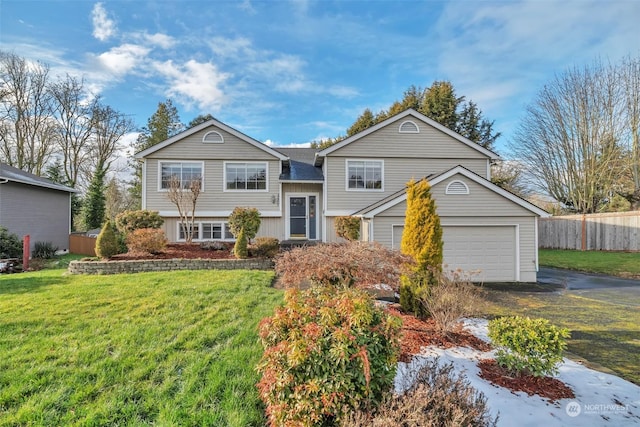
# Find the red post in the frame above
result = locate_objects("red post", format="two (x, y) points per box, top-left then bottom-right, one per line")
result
(23, 235), (30, 271)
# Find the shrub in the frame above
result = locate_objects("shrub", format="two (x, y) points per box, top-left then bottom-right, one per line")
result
(250, 237), (280, 258)
(228, 207), (261, 241)
(32, 241), (58, 259)
(115, 210), (164, 235)
(200, 241), (229, 251)
(421, 270), (486, 334)
(0, 226), (22, 258)
(95, 220), (119, 259)
(274, 241), (411, 290)
(125, 228), (168, 254)
(400, 179), (443, 317)
(233, 227), (248, 259)
(257, 286), (402, 426)
(488, 316), (570, 377)
(335, 216), (361, 241)
(342, 359), (498, 427)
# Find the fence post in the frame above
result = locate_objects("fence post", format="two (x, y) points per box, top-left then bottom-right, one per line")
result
(581, 215), (587, 251)
(23, 235), (30, 270)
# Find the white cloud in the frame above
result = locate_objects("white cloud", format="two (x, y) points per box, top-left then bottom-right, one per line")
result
(136, 32), (176, 49)
(209, 36), (254, 59)
(94, 44), (150, 77)
(154, 60), (230, 112)
(92, 3), (116, 41)
(239, 0), (257, 15)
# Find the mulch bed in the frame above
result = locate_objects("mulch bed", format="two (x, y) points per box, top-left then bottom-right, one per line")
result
(388, 304), (575, 402)
(110, 243), (235, 260)
(386, 305), (492, 363)
(478, 359), (575, 402)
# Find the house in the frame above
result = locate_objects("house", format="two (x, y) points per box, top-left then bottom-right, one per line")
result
(0, 162), (77, 252)
(136, 109), (549, 282)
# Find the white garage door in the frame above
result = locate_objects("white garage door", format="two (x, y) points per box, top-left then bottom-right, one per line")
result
(442, 226), (516, 282)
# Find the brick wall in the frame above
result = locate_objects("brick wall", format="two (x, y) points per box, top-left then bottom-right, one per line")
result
(68, 258), (274, 275)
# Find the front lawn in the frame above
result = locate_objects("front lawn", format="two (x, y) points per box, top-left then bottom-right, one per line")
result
(483, 288), (640, 385)
(0, 266), (282, 426)
(539, 249), (640, 278)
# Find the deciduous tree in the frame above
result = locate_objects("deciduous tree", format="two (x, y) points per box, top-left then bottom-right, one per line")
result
(510, 60), (626, 213)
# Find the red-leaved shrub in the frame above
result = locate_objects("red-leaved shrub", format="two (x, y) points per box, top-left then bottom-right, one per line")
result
(125, 228), (168, 254)
(257, 286), (402, 426)
(274, 242), (411, 291)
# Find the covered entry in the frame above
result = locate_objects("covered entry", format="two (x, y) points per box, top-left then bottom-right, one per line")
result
(286, 194), (318, 240)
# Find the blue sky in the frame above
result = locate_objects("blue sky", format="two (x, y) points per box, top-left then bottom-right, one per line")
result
(1, 0), (639, 156)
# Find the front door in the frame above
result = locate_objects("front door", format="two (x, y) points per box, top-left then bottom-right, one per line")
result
(287, 194), (317, 240)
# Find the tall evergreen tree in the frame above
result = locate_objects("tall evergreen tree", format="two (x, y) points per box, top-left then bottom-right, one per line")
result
(129, 99), (183, 206)
(319, 80), (500, 151)
(82, 161), (107, 230)
(187, 113), (215, 128)
(399, 179), (443, 318)
(420, 81), (463, 131)
(346, 108), (376, 136)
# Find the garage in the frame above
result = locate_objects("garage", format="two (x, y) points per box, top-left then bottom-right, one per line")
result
(442, 225), (517, 282)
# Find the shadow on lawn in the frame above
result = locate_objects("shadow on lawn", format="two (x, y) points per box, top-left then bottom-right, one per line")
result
(0, 274), (67, 295)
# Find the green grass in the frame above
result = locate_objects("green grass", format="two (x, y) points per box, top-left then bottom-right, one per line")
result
(540, 249), (640, 278)
(0, 265), (283, 426)
(483, 288), (640, 385)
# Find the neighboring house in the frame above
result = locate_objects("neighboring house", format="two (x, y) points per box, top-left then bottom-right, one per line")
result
(0, 162), (77, 253)
(137, 109), (549, 282)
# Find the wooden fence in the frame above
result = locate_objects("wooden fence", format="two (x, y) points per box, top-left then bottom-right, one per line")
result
(539, 212), (640, 251)
(69, 233), (96, 256)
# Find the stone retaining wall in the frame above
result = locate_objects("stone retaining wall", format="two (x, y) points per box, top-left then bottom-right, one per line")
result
(68, 258), (274, 275)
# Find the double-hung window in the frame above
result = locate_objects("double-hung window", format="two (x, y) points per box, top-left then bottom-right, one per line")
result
(346, 160), (383, 190)
(160, 161), (203, 190)
(225, 162), (267, 191)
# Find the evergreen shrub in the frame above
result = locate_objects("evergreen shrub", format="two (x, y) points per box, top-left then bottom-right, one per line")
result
(488, 316), (570, 377)
(257, 286), (402, 426)
(0, 226), (22, 259)
(95, 220), (119, 259)
(115, 210), (164, 235)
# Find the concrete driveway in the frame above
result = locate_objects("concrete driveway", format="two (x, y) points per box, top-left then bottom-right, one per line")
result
(538, 267), (640, 307)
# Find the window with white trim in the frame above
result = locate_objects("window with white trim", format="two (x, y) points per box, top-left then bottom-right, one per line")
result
(203, 131), (224, 143)
(178, 221), (234, 241)
(445, 180), (470, 195)
(225, 162), (267, 191)
(160, 162), (203, 190)
(347, 160), (383, 190)
(399, 120), (419, 133)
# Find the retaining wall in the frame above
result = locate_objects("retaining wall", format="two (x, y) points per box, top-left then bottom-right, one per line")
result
(68, 258), (274, 275)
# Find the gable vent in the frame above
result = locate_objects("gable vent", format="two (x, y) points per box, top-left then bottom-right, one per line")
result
(203, 131), (224, 143)
(399, 120), (419, 133)
(445, 180), (469, 195)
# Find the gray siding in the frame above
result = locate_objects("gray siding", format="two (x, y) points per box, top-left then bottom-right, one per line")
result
(144, 158), (282, 214)
(331, 118), (489, 160)
(0, 182), (71, 251)
(325, 157), (488, 212)
(432, 176), (534, 217)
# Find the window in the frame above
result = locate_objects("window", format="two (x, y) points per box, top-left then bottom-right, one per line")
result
(399, 120), (419, 133)
(160, 162), (203, 190)
(202, 131), (224, 143)
(445, 180), (470, 195)
(178, 222), (234, 241)
(225, 162), (267, 191)
(347, 160), (383, 190)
